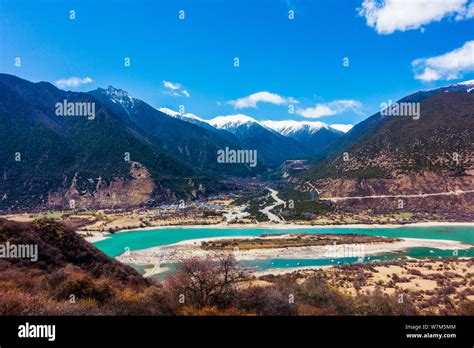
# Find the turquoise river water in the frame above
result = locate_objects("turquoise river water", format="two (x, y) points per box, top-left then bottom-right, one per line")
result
(93, 225), (474, 277)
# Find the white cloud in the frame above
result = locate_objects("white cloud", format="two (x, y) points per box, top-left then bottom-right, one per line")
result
(412, 40), (474, 82)
(162, 80), (190, 97)
(55, 77), (93, 88)
(414, 68), (441, 82)
(296, 100), (363, 119)
(228, 91), (297, 109)
(163, 80), (181, 90)
(456, 1), (474, 19)
(358, 0), (474, 34)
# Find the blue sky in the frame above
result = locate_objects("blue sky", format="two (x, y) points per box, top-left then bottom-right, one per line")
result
(1, 0), (473, 125)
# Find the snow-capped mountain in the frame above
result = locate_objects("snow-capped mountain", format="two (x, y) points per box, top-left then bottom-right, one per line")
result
(157, 107), (181, 117)
(456, 80), (474, 85)
(428, 80), (474, 93)
(99, 86), (138, 114)
(458, 80), (474, 93)
(262, 120), (331, 135)
(330, 124), (353, 133)
(262, 120), (353, 135)
(158, 107), (217, 131)
(208, 114), (308, 165)
(0, 74), (209, 210)
(304, 84), (474, 187)
(208, 114), (261, 131)
(208, 114), (280, 140)
(404, 79), (474, 103)
(262, 120), (345, 155)
(88, 87), (253, 175)
(314, 79), (474, 163)
(159, 107), (204, 122)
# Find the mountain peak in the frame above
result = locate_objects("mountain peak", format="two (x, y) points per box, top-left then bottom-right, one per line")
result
(104, 85), (134, 99)
(97, 85), (138, 113)
(261, 120), (330, 136)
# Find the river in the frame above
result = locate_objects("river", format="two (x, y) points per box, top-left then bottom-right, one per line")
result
(94, 225), (474, 259)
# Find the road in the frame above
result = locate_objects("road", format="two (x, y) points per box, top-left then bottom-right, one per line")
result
(259, 187), (286, 222)
(319, 189), (474, 202)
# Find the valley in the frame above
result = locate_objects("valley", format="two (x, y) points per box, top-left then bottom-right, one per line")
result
(2, 1), (474, 341)
(0, 74), (473, 318)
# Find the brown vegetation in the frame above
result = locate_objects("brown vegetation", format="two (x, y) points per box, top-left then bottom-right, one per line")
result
(0, 219), (471, 316)
(201, 233), (400, 251)
(281, 259), (474, 315)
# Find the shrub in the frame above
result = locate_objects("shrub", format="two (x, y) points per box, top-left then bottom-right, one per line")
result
(163, 253), (246, 308)
(51, 271), (115, 305)
(236, 286), (297, 316)
(296, 277), (352, 314)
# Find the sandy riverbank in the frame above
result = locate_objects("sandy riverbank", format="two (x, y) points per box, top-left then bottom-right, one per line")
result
(80, 231), (112, 243)
(116, 235), (471, 278)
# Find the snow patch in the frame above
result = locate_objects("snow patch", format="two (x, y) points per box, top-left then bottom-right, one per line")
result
(330, 124), (353, 133)
(103, 86), (137, 114)
(456, 80), (474, 86)
(208, 114), (260, 129)
(158, 107), (180, 117)
(261, 120), (330, 136)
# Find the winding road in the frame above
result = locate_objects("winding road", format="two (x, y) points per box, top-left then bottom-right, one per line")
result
(259, 187), (286, 222)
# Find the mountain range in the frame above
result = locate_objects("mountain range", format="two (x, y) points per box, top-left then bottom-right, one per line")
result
(0, 74), (341, 211)
(317, 80), (474, 164)
(295, 81), (474, 217)
(88, 86), (256, 176)
(161, 111), (350, 160)
(91, 88), (349, 167)
(0, 74), (206, 212)
(0, 73), (473, 212)
(261, 120), (345, 155)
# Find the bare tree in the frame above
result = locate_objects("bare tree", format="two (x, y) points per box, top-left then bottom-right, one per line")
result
(164, 252), (247, 308)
